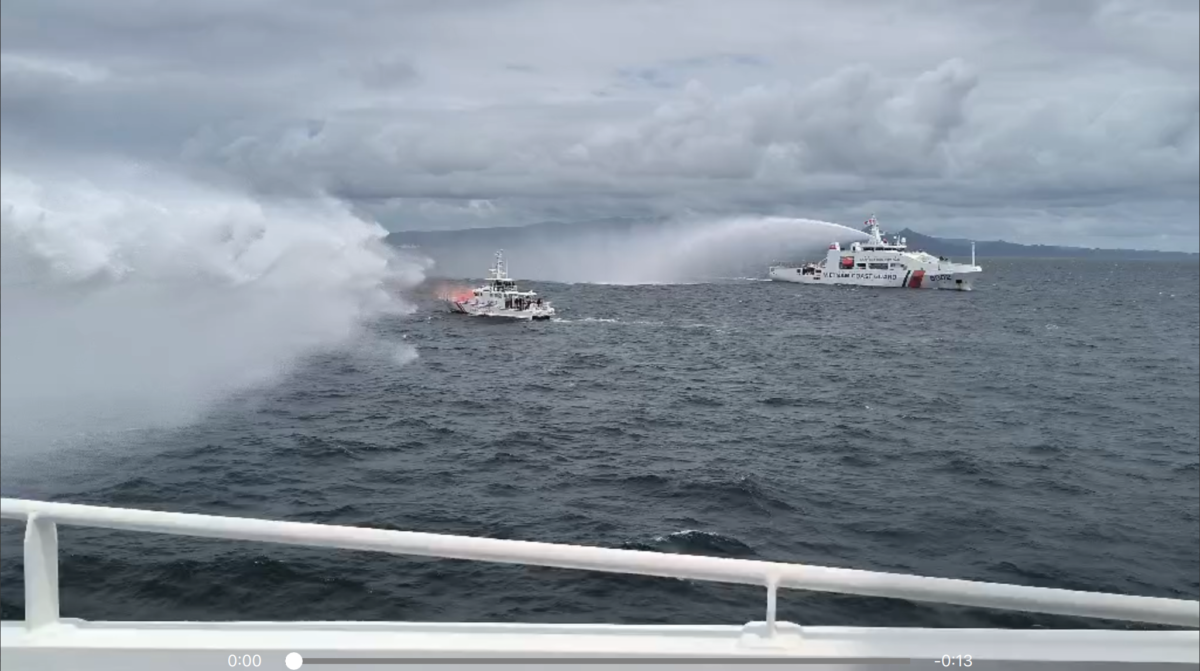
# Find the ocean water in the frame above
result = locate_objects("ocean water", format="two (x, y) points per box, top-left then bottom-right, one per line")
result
(1, 258), (1197, 628)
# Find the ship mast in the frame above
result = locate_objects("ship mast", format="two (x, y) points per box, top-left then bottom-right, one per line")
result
(864, 215), (884, 245)
(497, 250), (509, 280)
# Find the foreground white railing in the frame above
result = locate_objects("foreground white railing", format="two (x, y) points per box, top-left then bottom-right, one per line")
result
(3, 497), (1197, 633)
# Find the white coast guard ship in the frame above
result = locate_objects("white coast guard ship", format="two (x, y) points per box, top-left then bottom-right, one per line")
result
(445, 250), (555, 320)
(769, 216), (982, 290)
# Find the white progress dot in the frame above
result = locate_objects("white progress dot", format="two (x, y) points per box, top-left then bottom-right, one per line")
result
(285, 652), (303, 670)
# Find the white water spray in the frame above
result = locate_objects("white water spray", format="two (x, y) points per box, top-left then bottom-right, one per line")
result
(418, 216), (868, 284)
(640, 216), (869, 284)
(0, 163), (428, 466)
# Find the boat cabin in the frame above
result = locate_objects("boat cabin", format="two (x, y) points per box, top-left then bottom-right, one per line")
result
(472, 253), (546, 311)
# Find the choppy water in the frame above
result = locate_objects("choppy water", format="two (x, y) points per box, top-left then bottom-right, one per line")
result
(2, 258), (1198, 628)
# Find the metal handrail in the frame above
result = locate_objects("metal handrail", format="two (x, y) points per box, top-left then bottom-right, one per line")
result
(2, 497), (1197, 631)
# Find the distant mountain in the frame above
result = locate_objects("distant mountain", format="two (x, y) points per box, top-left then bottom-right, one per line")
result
(896, 229), (1197, 261)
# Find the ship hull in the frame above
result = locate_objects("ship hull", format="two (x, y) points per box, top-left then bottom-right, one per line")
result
(447, 300), (555, 320)
(769, 266), (979, 290)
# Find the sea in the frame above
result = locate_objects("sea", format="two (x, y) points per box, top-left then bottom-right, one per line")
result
(1, 258), (1198, 628)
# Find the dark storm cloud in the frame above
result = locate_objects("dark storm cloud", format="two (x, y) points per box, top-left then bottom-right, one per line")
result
(2, 0), (1197, 250)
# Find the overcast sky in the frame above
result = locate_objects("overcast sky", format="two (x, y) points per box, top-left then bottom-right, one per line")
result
(2, 0), (1197, 251)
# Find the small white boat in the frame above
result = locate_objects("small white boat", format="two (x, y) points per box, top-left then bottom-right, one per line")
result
(444, 250), (555, 321)
(769, 216), (982, 290)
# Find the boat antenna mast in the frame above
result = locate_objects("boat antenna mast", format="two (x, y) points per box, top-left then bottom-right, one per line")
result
(490, 249), (509, 281)
(864, 214), (884, 244)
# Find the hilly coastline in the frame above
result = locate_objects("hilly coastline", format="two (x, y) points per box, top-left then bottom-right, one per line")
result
(895, 229), (1197, 261)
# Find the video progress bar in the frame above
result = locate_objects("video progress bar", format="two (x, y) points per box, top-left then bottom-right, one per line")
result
(302, 658), (910, 665)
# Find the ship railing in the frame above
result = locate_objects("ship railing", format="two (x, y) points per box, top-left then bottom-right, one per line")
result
(1, 497), (1197, 632)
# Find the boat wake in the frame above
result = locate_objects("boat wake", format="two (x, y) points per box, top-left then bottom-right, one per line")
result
(551, 317), (660, 326)
(550, 317), (718, 332)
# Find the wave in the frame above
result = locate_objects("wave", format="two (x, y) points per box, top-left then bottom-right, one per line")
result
(620, 529), (757, 558)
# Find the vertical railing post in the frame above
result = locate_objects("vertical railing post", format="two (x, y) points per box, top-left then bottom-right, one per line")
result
(765, 576), (778, 637)
(24, 513), (60, 630)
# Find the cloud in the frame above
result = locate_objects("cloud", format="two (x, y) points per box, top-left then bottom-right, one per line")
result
(1, 0), (1197, 250)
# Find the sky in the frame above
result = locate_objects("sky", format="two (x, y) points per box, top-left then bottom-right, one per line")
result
(2, 0), (1198, 251)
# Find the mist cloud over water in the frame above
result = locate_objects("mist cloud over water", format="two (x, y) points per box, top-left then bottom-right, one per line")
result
(1, 163), (428, 464)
